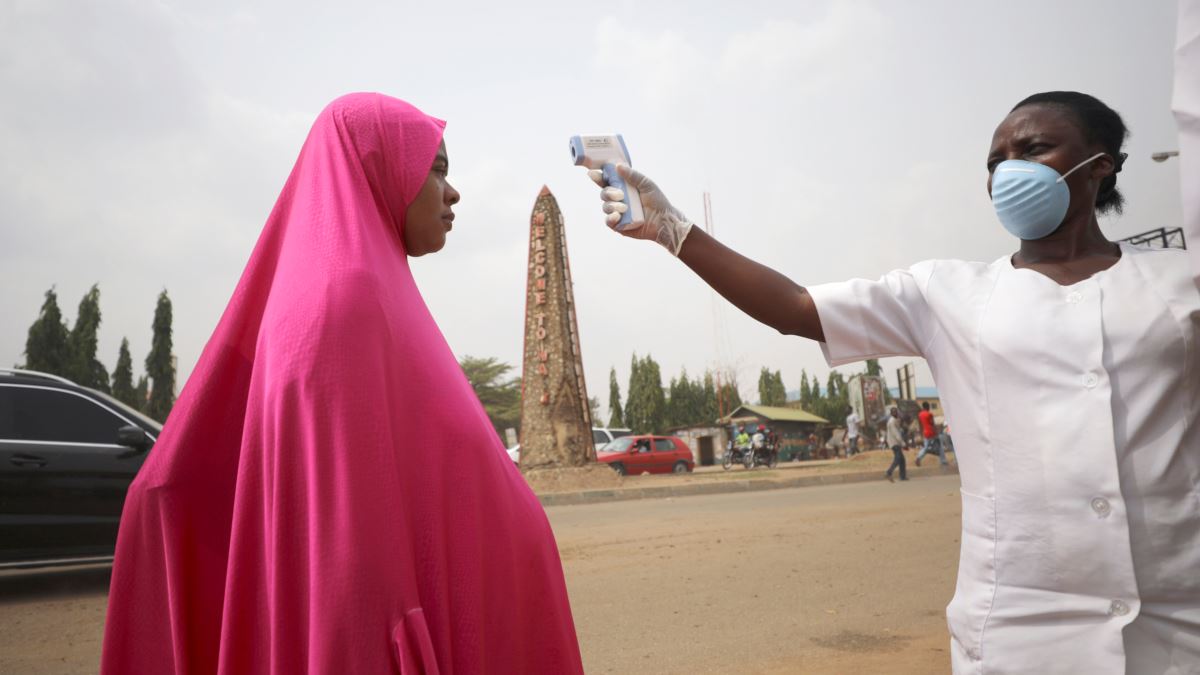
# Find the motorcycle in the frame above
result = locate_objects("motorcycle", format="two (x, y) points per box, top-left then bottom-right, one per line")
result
(721, 437), (750, 470)
(743, 432), (780, 469)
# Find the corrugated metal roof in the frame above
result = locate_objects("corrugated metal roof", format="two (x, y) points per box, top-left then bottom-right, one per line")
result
(723, 404), (829, 424)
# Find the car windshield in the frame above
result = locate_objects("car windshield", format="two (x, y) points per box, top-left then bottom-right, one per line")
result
(611, 429), (632, 438)
(87, 388), (163, 432)
(602, 437), (634, 453)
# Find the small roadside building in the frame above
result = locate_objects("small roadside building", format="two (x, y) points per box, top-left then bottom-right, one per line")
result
(722, 404), (830, 460)
(670, 424), (729, 467)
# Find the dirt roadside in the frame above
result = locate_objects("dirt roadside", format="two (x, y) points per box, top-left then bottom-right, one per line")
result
(0, 469), (962, 674)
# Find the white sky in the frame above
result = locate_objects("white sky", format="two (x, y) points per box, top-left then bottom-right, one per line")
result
(0, 0), (1185, 422)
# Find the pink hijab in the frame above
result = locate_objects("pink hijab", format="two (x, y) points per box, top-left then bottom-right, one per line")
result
(101, 93), (583, 674)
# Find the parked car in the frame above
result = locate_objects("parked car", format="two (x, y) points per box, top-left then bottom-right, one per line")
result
(596, 435), (694, 476)
(591, 427), (632, 449)
(0, 369), (162, 568)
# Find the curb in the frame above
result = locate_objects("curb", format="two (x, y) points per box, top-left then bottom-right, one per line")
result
(537, 465), (959, 507)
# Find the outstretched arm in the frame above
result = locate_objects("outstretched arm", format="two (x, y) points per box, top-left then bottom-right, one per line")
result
(591, 164), (824, 341)
(677, 227), (824, 341)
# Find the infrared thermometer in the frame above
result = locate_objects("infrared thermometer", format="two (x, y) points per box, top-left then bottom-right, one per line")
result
(569, 134), (645, 230)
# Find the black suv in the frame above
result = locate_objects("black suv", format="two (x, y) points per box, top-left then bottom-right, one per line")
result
(0, 369), (161, 568)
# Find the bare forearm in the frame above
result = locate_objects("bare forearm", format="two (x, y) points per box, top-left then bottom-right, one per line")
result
(677, 227), (824, 341)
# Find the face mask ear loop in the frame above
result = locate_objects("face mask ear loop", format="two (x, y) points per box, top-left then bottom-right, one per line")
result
(1055, 152), (1108, 184)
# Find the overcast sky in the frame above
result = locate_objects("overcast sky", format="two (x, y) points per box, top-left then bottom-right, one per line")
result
(0, 0), (1185, 421)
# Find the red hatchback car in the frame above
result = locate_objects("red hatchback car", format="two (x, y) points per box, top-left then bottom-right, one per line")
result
(596, 435), (694, 475)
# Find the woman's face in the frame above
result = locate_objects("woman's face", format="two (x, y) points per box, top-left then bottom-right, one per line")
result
(985, 104), (1113, 211)
(404, 140), (460, 256)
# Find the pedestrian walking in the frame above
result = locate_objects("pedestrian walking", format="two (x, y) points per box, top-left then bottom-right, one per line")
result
(842, 405), (861, 458)
(885, 407), (907, 482)
(916, 401), (947, 466)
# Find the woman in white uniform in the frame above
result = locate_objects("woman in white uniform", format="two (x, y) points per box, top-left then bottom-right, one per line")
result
(587, 91), (1200, 674)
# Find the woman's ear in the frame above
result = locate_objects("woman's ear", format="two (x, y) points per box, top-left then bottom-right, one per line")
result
(1090, 153), (1117, 181)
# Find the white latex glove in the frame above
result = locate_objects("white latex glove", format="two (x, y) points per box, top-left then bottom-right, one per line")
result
(587, 164), (695, 256)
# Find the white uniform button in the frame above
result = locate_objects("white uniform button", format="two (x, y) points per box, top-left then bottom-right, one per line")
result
(1083, 372), (1099, 388)
(1066, 291), (1083, 303)
(1091, 497), (1111, 517)
(1109, 600), (1130, 617)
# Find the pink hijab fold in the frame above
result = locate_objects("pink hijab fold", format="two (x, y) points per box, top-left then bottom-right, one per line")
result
(101, 93), (583, 674)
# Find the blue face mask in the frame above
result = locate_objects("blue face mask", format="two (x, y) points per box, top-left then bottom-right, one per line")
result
(990, 152), (1106, 240)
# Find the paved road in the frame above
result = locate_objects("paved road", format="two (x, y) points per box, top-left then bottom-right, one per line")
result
(0, 474), (963, 674)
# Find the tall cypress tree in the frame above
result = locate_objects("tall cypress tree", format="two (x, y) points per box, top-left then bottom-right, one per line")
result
(67, 284), (110, 392)
(757, 367), (787, 406)
(134, 375), (149, 409)
(625, 354), (667, 434)
(23, 288), (71, 376)
(624, 354), (640, 429)
(643, 355), (667, 433)
(111, 338), (137, 408)
(144, 290), (176, 422)
(607, 367), (624, 428)
(701, 371), (719, 423)
(666, 374), (685, 429)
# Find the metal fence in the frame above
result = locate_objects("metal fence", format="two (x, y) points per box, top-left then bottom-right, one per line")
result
(1118, 227), (1187, 250)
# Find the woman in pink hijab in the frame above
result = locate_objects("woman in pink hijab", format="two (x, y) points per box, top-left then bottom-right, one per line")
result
(100, 93), (584, 674)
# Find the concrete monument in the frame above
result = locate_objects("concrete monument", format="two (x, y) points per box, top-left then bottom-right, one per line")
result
(518, 187), (596, 470)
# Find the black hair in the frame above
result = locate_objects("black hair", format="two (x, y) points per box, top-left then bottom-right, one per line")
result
(1011, 91), (1129, 215)
(921, 401), (930, 410)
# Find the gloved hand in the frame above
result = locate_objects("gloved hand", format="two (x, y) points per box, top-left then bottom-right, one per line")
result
(587, 164), (695, 256)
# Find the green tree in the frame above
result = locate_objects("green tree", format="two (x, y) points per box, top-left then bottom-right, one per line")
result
(700, 371), (719, 423)
(134, 375), (149, 409)
(757, 367), (787, 406)
(625, 353), (667, 433)
(607, 367), (625, 428)
(111, 338), (137, 408)
(144, 290), (176, 422)
(624, 354), (640, 427)
(865, 358), (882, 376)
(23, 288), (71, 376)
(681, 369), (705, 426)
(459, 355), (521, 439)
(666, 367), (704, 429)
(66, 284), (110, 392)
(812, 370), (850, 426)
(799, 370), (815, 410)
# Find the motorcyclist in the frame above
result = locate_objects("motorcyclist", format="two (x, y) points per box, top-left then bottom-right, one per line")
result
(734, 424), (751, 449)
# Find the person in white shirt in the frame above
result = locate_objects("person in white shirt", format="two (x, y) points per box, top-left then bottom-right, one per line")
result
(884, 406), (907, 483)
(841, 406), (861, 457)
(583, 90), (1200, 674)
